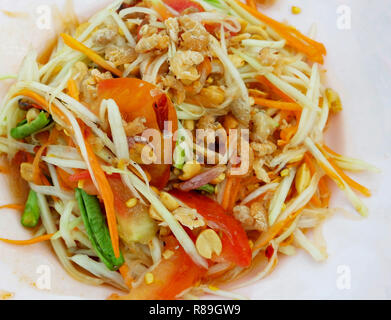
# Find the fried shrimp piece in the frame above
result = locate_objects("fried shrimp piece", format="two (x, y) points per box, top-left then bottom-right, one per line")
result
(124, 117), (147, 137)
(136, 25), (170, 53)
(170, 50), (204, 81)
(230, 98), (251, 125)
(179, 16), (209, 52)
(165, 17), (180, 43)
(251, 111), (278, 143)
(93, 28), (117, 45)
(105, 45), (137, 66)
(251, 141), (277, 158)
(233, 203), (268, 232)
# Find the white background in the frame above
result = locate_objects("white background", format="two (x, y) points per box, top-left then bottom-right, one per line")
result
(0, 0), (390, 299)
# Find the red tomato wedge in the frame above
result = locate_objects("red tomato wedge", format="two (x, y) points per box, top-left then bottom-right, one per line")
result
(163, 0), (204, 13)
(169, 190), (252, 268)
(112, 237), (205, 300)
(98, 78), (177, 132)
(98, 78), (178, 189)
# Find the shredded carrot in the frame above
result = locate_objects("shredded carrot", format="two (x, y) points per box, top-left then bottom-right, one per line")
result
(67, 79), (80, 101)
(234, 0), (326, 63)
(310, 193), (322, 207)
(279, 110), (295, 123)
(253, 97), (302, 111)
(119, 264), (133, 288)
(322, 144), (342, 157)
(48, 127), (59, 145)
(12, 90), (70, 125)
(327, 156), (371, 197)
(222, 176), (241, 212)
(83, 132), (120, 258)
(221, 176), (234, 211)
(304, 153), (316, 175)
(257, 76), (295, 102)
(56, 167), (73, 191)
(254, 208), (303, 250)
(246, 0), (257, 10)
(318, 176), (331, 207)
(316, 145), (371, 197)
(303, 153), (331, 206)
(318, 161), (345, 190)
(12, 89), (49, 110)
(228, 177), (242, 212)
(0, 204), (24, 211)
(61, 33), (123, 77)
(0, 165), (9, 174)
(278, 125), (298, 146)
(32, 143), (49, 185)
(0, 233), (53, 245)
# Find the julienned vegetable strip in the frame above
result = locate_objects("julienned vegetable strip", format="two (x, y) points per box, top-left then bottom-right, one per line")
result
(257, 76), (295, 102)
(253, 97), (302, 111)
(32, 142), (50, 185)
(0, 233), (53, 245)
(254, 208), (303, 250)
(318, 147), (371, 197)
(233, 0), (326, 63)
(83, 135), (120, 258)
(12, 89), (48, 110)
(0, 204), (24, 211)
(245, 0), (257, 9)
(12, 90), (70, 126)
(67, 79), (80, 101)
(61, 33), (123, 77)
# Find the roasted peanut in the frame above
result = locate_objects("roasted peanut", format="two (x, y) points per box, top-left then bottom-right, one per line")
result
(196, 229), (222, 259)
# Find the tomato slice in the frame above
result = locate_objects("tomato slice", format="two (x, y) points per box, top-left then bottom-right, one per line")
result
(98, 78), (178, 189)
(163, 0), (204, 13)
(113, 236), (205, 300)
(169, 190), (252, 268)
(98, 78), (177, 132)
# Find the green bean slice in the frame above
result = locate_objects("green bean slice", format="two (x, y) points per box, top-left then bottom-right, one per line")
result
(196, 184), (215, 194)
(21, 190), (41, 228)
(11, 111), (51, 140)
(75, 188), (124, 271)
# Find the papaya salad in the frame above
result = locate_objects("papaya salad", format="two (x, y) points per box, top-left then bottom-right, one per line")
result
(0, 0), (377, 300)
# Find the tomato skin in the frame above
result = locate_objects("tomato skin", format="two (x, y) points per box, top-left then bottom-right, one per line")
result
(113, 237), (205, 300)
(163, 0), (204, 13)
(98, 78), (178, 189)
(169, 190), (252, 268)
(98, 78), (178, 133)
(98, 78), (159, 130)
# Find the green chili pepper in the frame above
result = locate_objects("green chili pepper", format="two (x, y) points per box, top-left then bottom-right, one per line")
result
(11, 111), (51, 140)
(21, 190), (41, 228)
(75, 188), (124, 271)
(196, 184), (215, 194)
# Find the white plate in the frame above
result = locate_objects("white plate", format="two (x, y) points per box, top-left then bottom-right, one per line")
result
(0, 0), (390, 300)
